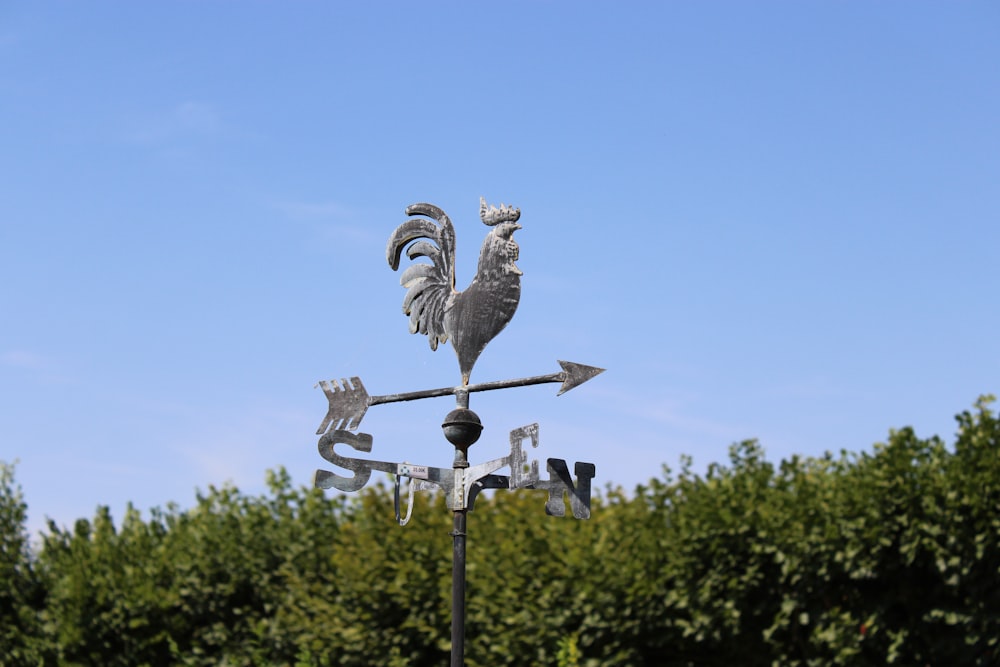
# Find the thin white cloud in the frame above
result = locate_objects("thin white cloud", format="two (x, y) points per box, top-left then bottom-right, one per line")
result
(1, 349), (48, 369)
(593, 384), (746, 441)
(274, 201), (353, 221)
(173, 101), (220, 133)
(169, 405), (314, 492)
(122, 101), (222, 145)
(272, 199), (378, 245)
(0, 350), (77, 385)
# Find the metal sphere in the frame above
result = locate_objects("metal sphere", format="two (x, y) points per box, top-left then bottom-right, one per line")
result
(442, 408), (483, 448)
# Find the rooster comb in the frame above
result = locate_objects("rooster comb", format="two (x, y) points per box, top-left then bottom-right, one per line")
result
(480, 197), (521, 226)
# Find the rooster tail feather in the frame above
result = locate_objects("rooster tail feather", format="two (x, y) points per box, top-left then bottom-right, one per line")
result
(407, 292), (448, 349)
(399, 263), (436, 287)
(386, 219), (441, 270)
(405, 240), (442, 264)
(387, 203), (457, 352)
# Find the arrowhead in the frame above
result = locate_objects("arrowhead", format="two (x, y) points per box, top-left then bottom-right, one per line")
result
(556, 360), (605, 396)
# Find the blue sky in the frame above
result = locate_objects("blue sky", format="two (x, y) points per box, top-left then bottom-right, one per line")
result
(2, 3), (998, 535)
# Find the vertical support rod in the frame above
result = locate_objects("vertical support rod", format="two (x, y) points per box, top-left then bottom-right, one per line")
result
(451, 390), (478, 667)
(451, 507), (467, 667)
(450, 387), (470, 666)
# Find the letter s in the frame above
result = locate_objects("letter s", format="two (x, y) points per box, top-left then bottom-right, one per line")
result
(314, 430), (374, 492)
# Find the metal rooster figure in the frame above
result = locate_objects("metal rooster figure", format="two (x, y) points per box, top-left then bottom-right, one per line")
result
(387, 198), (523, 385)
(311, 197), (603, 667)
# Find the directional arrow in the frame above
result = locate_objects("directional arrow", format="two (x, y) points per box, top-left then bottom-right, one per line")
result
(316, 360), (604, 434)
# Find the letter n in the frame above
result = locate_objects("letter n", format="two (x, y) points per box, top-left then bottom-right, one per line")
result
(543, 458), (596, 519)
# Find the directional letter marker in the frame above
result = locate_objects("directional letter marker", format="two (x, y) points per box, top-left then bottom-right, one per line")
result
(310, 199), (602, 667)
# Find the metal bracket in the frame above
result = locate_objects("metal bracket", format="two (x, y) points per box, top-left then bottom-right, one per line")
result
(394, 471), (417, 526)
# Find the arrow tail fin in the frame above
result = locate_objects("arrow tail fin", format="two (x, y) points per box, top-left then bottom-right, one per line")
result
(316, 376), (370, 433)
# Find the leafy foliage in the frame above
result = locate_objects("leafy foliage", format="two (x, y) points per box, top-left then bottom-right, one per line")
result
(2, 397), (999, 665)
(0, 461), (45, 664)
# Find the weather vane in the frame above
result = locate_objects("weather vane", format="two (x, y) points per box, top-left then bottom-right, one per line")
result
(312, 198), (602, 666)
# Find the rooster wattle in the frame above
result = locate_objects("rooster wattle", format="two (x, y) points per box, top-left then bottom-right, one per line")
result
(387, 198), (522, 386)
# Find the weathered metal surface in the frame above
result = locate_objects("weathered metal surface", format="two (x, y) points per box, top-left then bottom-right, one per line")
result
(451, 508), (467, 667)
(315, 360), (605, 434)
(394, 474), (416, 526)
(313, 424), (595, 516)
(315, 377), (368, 433)
(310, 197), (605, 667)
(387, 198), (522, 386)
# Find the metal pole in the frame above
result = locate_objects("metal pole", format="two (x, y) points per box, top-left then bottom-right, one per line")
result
(448, 389), (472, 667)
(451, 506), (467, 667)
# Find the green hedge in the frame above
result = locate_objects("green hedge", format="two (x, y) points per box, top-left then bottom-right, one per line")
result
(2, 397), (998, 665)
